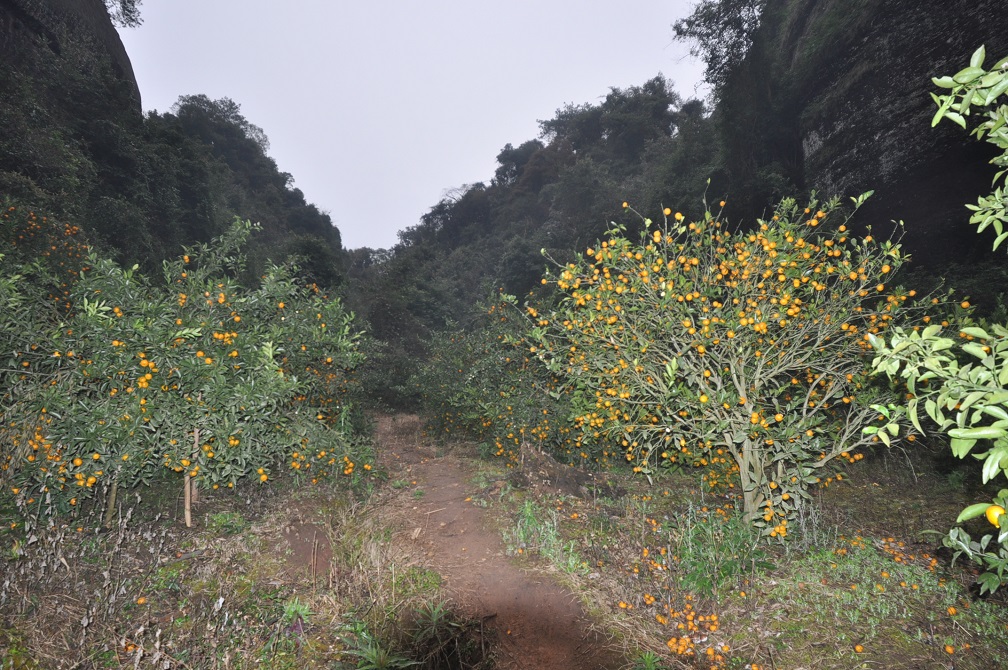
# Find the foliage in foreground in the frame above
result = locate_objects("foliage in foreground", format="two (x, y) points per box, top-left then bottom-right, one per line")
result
(871, 46), (1008, 593)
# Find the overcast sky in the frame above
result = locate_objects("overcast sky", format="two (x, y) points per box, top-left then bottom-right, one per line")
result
(119, 1), (706, 250)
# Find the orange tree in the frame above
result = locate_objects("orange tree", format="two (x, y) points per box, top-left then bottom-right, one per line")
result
(2, 218), (366, 522)
(0, 203), (90, 498)
(530, 194), (922, 533)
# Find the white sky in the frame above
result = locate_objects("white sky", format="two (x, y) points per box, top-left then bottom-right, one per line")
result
(119, 1), (706, 250)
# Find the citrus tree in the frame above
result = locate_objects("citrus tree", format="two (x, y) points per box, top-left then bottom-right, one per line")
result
(870, 45), (1008, 592)
(2, 216), (366, 525)
(531, 194), (922, 534)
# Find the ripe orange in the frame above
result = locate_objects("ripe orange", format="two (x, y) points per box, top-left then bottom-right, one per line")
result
(985, 504), (1005, 528)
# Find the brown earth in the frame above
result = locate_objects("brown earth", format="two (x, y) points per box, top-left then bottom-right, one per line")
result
(372, 414), (624, 670)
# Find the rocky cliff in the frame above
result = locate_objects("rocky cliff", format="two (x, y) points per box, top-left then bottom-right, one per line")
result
(726, 0), (1008, 266)
(0, 0), (139, 111)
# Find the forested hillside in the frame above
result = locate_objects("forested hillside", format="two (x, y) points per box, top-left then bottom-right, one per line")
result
(345, 76), (722, 404)
(0, 0), (344, 285)
(349, 0), (1008, 406)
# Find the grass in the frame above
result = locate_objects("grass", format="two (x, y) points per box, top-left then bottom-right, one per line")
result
(464, 440), (1008, 669)
(502, 497), (589, 574)
(0, 467), (463, 669)
(3, 417), (1008, 669)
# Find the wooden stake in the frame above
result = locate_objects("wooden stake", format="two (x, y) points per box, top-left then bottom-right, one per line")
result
(184, 425), (199, 528)
(103, 479), (118, 528)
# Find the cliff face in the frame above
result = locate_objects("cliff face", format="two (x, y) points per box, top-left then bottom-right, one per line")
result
(728, 0), (1008, 266)
(0, 0), (140, 111)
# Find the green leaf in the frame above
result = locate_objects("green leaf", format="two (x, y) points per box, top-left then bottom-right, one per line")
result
(908, 398), (923, 433)
(932, 95), (955, 126)
(978, 572), (1002, 595)
(983, 448), (1008, 483)
(954, 65), (986, 83)
(963, 342), (991, 359)
(961, 326), (993, 340)
(970, 45), (987, 69)
(984, 405), (1008, 422)
(949, 426), (1007, 441)
(951, 436), (978, 458)
(957, 502), (992, 523)
(945, 112), (967, 129)
(986, 76), (1008, 105)
(932, 76), (957, 89)
(993, 230), (1008, 252)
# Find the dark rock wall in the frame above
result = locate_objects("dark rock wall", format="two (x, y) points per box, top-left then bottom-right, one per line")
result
(0, 0), (140, 111)
(737, 0), (1008, 266)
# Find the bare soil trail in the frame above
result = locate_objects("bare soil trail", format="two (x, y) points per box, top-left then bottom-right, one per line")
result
(374, 414), (624, 670)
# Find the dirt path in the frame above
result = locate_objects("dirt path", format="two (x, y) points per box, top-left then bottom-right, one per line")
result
(376, 415), (623, 670)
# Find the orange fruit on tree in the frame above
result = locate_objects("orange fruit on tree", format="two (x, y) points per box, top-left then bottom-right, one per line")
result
(985, 504), (1005, 528)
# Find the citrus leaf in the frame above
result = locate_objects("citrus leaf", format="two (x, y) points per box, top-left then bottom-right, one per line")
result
(951, 436), (977, 458)
(970, 45), (987, 69)
(949, 426), (1007, 440)
(957, 502), (992, 523)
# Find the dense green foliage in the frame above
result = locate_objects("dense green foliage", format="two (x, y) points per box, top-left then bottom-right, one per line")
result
(0, 207), (368, 523)
(414, 293), (569, 461)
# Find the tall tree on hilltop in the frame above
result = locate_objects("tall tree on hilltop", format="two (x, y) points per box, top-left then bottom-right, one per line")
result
(540, 76), (681, 165)
(673, 0), (767, 93)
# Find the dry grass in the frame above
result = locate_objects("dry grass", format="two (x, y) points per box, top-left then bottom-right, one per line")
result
(0, 468), (451, 668)
(460, 439), (1008, 670)
(4, 419), (1008, 670)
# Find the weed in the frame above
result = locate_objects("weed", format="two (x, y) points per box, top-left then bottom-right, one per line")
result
(283, 595), (311, 627)
(946, 468), (968, 492)
(206, 510), (249, 534)
(503, 499), (588, 574)
(409, 600), (493, 670)
(665, 504), (774, 598)
(631, 650), (670, 670)
(340, 622), (420, 669)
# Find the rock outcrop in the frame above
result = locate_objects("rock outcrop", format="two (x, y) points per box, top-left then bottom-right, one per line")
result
(727, 0), (1008, 266)
(0, 0), (139, 111)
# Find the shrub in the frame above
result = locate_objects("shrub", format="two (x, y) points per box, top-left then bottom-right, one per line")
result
(1, 216), (367, 524)
(416, 293), (572, 464)
(530, 194), (922, 533)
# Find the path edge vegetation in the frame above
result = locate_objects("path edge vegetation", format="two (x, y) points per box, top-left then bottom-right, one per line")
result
(871, 45), (1008, 594)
